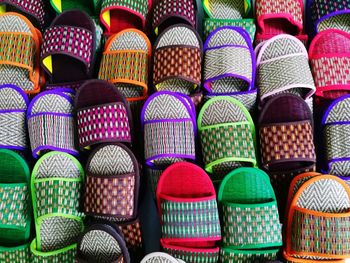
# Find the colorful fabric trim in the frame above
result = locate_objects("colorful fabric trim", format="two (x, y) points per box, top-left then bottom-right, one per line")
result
(77, 102), (132, 148)
(0, 244), (31, 263)
(30, 241), (77, 263)
(162, 244), (220, 263)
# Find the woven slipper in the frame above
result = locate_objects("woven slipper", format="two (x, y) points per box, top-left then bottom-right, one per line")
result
(117, 218), (142, 250)
(198, 96), (257, 180)
(50, 0), (100, 16)
(100, 0), (150, 35)
(30, 152), (84, 257)
(203, 26), (257, 110)
(309, 29), (350, 101)
(0, 84), (29, 151)
(27, 90), (78, 158)
(259, 94), (316, 213)
(310, 0), (350, 34)
(255, 0), (307, 43)
(141, 252), (184, 263)
(41, 10), (96, 89)
(153, 24), (202, 95)
(30, 242), (77, 263)
(0, 244), (30, 263)
(321, 94), (350, 177)
(0, 12), (42, 94)
(84, 143), (139, 221)
(285, 175), (350, 261)
(153, 0), (196, 35)
(203, 0), (251, 19)
(256, 34), (315, 106)
(75, 80), (132, 150)
(141, 91), (196, 167)
(76, 224), (130, 263)
(156, 162), (221, 263)
(218, 167), (282, 262)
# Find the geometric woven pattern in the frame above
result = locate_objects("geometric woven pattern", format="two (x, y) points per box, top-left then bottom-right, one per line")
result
(0, 244), (30, 263)
(31, 242), (77, 263)
(220, 248), (279, 262)
(118, 219), (142, 249)
(0, 112), (27, 149)
(205, 0), (244, 19)
(325, 124), (350, 162)
(163, 245), (219, 263)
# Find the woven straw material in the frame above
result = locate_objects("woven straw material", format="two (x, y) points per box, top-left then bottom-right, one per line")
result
(27, 91), (78, 158)
(31, 152), (84, 252)
(203, 0), (250, 19)
(146, 167), (164, 198)
(162, 244), (219, 263)
(198, 97), (256, 179)
(118, 218), (142, 249)
(256, 35), (315, 105)
(142, 92), (196, 167)
(0, 244), (30, 263)
(141, 252), (181, 263)
(220, 249), (280, 263)
(30, 240), (77, 263)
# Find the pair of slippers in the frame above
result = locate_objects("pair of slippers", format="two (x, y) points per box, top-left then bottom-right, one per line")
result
(202, 0), (256, 42)
(0, 150), (31, 262)
(198, 96), (257, 183)
(156, 162), (221, 263)
(30, 151), (84, 261)
(203, 26), (257, 113)
(0, 12), (42, 94)
(218, 168), (282, 262)
(284, 173), (350, 262)
(259, 94), (316, 215)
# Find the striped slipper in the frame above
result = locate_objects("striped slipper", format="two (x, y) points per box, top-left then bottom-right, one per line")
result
(156, 162), (221, 263)
(41, 10), (96, 90)
(50, 0), (100, 16)
(259, 94), (316, 215)
(218, 167), (282, 262)
(153, 24), (202, 95)
(0, 12), (42, 94)
(75, 80), (132, 150)
(309, 29), (350, 101)
(198, 96), (257, 182)
(152, 0), (196, 35)
(310, 0), (350, 34)
(203, 26), (257, 112)
(255, 0), (307, 44)
(27, 90), (78, 158)
(30, 152), (84, 262)
(100, 0), (150, 35)
(0, 150), (31, 262)
(322, 95), (350, 177)
(0, 84), (29, 151)
(141, 252), (184, 263)
(141, 91), (196, 167)
(256, 34), (315, 108)
(76, 224), (130, 263)
(284, 175), (350, 261)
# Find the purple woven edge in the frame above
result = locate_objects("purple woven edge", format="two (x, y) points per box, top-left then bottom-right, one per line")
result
(314, 9), (350, 33)
(0, 84), (30, 106)
(321, 94), (350, 125)
(32, 145), (79, 159)
(203, 26), (256, 93)
(0, 145), (27, 151)
(145, 154), (196, 167)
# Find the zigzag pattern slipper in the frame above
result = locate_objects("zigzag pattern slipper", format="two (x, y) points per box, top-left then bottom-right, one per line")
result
(0, 84), (28, 151)
(218, 167), (282, 262)
(198, 96), (256, 181)
(75, 80), (132, 150)
(76, 224), (130, 263)
(285, 175), (350, 261)
(256, 34), (315, 107)
(141, 252), (184, 263)
(141, 91), (196, 167)
(153, 24), (202, 95)
(156, 162), (221, 263)
(0, 12), (42, 94)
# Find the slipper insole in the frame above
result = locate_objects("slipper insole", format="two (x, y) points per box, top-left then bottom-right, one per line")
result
(51, 55), (89, 83)
(62, 0), (95, 15)
(259, 18), (299, 36)
(110, 10), (143, 33)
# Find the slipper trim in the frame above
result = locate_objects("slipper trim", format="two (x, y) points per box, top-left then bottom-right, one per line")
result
(283, 250), (345, 262)
(221, 247), (280, 262)
(30, 239), (77, 261)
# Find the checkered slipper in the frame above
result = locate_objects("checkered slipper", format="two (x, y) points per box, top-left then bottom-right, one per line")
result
(0, 150), (31, 261)
(50, 0), (100, 16)
(0, 84), (29, 151)
(141, 91), (196, 167)
(0, 12), (42, 94)
(256, 34), (315, 107)
(153, 0), (196, 35)
(156, 162), (221, 263)
(259, 94), (316, 214)
(75, 80), (132, 150)
(284, 175), (350, 261)
(321, 94), (350, 177)
(41, 10), (96, 90)
(100, 0), (150, 35)
(255, 0), (307, 44)
(310, 0), (350, 34)
(198, 96), (257, 182)
(84, 143), (140, 222)
(153, 24), (202, 95)
(203, 26), (257, 111)
(30, 152), (84, 260)
(141, 252), (184, 263)
(76, 224), (130, 263)
(27, 90), (78, 158)
(309, 29), (350, 101)
(218, 167), (282, 262)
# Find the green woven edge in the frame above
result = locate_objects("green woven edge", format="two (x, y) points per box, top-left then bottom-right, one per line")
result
(0, 243), (31, 262)
(220, 247), (280, 261)
(30, 151), (85, 251)
(30, 239), (77, 262)
(202, 0), (252, 19)
(198, 97), (257, 173)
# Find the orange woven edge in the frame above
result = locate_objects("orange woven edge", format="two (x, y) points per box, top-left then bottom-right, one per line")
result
(283, 250), (346, 262)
